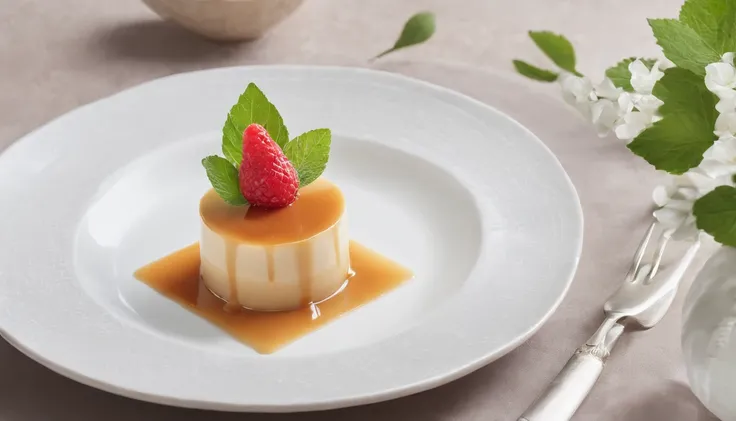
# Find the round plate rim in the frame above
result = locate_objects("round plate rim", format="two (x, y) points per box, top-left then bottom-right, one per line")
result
(0, 65), (583, 412)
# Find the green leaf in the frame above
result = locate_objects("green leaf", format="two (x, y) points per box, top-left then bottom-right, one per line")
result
(627, 120), (713, 174)
(648, 18), (720, 76)
(284, 129), (331, 187)
(201, 156), (247, 206)
(512, 60), (558, 82)
(654, 68), (719, 119)
(222, 83), (289, 165)
(679, 0), (736, 53)
(375, 12), (435, 59)
(628, 68), (718, 174)
(528, 31), (580, 75)
(605, 57), (658, 92)
(693, 185), (736, 247)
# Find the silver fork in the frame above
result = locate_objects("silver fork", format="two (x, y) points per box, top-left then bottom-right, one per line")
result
(518, 221), (701, 421)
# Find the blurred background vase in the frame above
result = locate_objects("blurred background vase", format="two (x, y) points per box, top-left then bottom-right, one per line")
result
(682, 245), (736, 421)
(142, 0), (304, 41)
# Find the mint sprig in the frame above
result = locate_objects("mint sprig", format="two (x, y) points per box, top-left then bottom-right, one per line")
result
(202, 156), (247, 205)
(628, 68), (718, 174)
(693, 185), (736, 247)
(222, 83), (289, 165)
(203, 83), (332, 205)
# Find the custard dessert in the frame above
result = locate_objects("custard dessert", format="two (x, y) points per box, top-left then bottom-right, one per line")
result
(199, 178), (350, 311)
(134, 82), (413, 353)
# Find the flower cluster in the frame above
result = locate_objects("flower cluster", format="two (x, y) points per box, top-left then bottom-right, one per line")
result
(558, 59), (672, 142)
(516, 5), (736, 248)
(554, 54), (736, 241)
(653, 53), (736, 239)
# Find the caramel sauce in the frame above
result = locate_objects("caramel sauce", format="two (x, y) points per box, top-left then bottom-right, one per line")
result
(134, 241), (413, 354)
(199, 178), (345, 245)
(265, 246), (275, 283)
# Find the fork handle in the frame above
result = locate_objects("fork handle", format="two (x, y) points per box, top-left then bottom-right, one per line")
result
(517, 348), (604, 421)
(518, 323), (624, 421)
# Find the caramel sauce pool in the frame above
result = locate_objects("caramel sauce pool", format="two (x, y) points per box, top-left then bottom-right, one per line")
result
(134, 242), (412, 354)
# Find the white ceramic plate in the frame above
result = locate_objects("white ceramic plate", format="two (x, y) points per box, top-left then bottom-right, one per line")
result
(0, 66), (582, 412)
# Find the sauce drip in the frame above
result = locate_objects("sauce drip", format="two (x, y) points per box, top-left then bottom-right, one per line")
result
(134, 241), (413, 354)
(297, 240), (314, 307)
(224, 238), (239, 311)
(265, 246), (275, 283)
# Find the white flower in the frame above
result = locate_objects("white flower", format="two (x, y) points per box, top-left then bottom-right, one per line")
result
(557, 69), (666, 141)
(629, 59), (665, 95)
(698, 136), (736, 178)
(559, 74), (631, 137)
(705, 61), (736, 101)
(590, 99), (620, 136)
(594, 78), (623, 100)
(715, 93), (736, 114)
(652, 172), (714, 241)
(558, 72), (595, 120)
(633, 93), (664, 116)
(614, 110), (653, 141)
(706, 55), (736, 113)
(612, 92), (663, 142)
(722, 52), (734, 66)
(715, 111), (736, 138)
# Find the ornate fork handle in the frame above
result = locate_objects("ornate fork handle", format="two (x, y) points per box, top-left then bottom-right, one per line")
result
(518, 223), (701, 421)
(517, 322), (624, 421)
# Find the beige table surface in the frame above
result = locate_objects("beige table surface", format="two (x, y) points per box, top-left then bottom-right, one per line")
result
(0, 0), (723, 420)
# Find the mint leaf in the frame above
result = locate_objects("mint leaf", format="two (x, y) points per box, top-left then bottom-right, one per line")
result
(513, 60), (558, 82)
(605, 58), (658, 92)
(528, 31), (580, 75)
(201, 156), (247, 206)
(680, 0), (736, 53)
(284, 129), (331, 187)
(375, 12), (435, 59)
(628, 68), (718, 174)
(648, 18), (720, 76)
(693, 185), (736, 247)
(222, 83), (289, 165)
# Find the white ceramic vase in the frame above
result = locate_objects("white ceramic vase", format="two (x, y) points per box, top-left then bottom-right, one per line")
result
(682, 245), (736, 421)
(142, 0), (304, 41)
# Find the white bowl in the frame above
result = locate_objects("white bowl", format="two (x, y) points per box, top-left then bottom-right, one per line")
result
(142, 0), (304, 41)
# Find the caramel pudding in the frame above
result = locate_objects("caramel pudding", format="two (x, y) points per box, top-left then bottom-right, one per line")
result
(135, 83), (413, 353)
(135, 240), (412, 354)
(199, 177), (348, 311)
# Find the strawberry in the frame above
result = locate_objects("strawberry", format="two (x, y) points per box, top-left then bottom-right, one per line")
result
(238, 124), (299, 208)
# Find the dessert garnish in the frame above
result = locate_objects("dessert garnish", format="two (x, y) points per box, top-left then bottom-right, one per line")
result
(201, 83), (331, 208)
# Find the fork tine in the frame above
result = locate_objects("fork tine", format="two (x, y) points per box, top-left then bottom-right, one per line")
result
(646, 229), (673, 282)
(625, 221), (657, 282)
